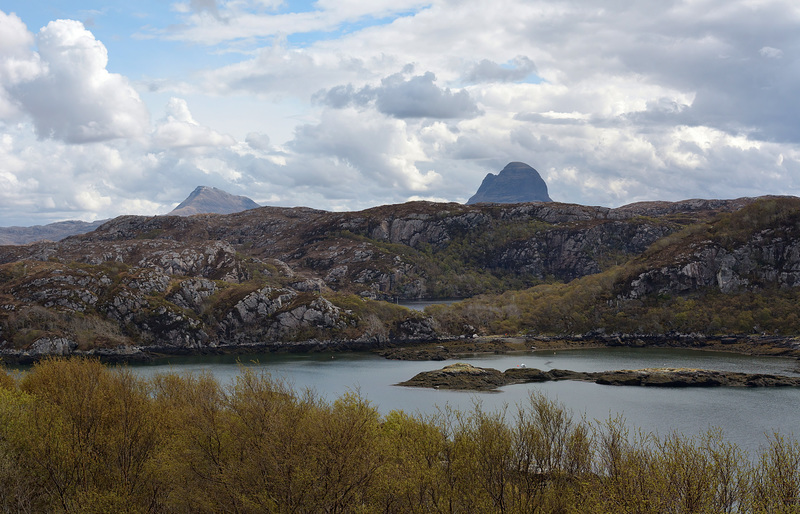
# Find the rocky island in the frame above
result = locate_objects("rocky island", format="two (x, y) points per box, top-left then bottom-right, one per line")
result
(398, 363), (800, 391)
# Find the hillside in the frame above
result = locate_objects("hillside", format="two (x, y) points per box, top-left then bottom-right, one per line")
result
(1, 195), (799, 360)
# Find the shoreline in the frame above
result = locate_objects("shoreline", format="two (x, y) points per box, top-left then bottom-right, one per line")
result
(378, 334), (800, 361)
(2, 333), (799, 366)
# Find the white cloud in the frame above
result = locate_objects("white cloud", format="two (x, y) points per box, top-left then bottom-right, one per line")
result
(0, 11), (41, 118)
(152, 97), (236, 148)
(759, 46), (783, 59)
(290, 107), (441, 193)
(3, 1), (800, 226)
(156, 0), (431, 46)
(4, 19), (151, 144)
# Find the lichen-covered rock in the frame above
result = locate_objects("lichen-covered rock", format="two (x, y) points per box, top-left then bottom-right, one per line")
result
(11, 268), (108, 312)
(392, 317), (438, 341)
(226, 287), (297, 325)
(123, 269), (171, 294)
(168, 278), (218, 312)
(29, 337), (77, 356)
(625, 228), (800, 299)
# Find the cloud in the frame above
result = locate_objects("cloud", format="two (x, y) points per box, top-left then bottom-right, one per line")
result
(3, 19), (150, 144)
(157, 0), (431, 46)
(759, 46), (783, 59)
(152, 97), (236, 149)
(4, 1), (800, 227)
(463, 56), (538, 84)
(245, 132), (271, 151)
(290, 108), (441, 193)
(315, 70), (483, 119)
(0, 11), (40, 118)
(189, 0), (221, 18)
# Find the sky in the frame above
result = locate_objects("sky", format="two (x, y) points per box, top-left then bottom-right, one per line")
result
(1, 0), (799, 226)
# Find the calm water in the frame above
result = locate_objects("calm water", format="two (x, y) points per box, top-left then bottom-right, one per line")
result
(130, 348), (800, 455)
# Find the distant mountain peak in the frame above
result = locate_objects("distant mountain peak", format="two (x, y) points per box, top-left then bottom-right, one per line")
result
(467, 162), (552, 205)
(169, 186), (261, 216)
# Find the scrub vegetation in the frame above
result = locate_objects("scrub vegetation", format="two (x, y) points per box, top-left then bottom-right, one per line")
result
(1, 358), (798, 513)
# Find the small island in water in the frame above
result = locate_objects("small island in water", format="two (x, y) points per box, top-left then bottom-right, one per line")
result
(398, 362), (800, 391)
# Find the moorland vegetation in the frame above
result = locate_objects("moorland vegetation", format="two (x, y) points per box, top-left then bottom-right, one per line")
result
(1, 196), (800, 359)
(0, 359), (798, 513)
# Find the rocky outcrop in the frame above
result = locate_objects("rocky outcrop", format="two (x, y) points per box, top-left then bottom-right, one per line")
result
(198, 291), (354, 348)
(625, 210), (800, 298)
(399, 362), (507, 390)
(0, 197), (760, 301)
(495, 220), (675, 281)
(399, 364), (800, 391)
(167, 278), (218, 311)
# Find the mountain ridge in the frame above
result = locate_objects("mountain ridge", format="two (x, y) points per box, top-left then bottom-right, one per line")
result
(0, 219), (108, 246)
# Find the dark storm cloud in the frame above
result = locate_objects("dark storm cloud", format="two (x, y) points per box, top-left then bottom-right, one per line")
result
(314, 71), (482, 119)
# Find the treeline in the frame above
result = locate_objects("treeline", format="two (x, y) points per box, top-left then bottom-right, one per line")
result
(0, 359), (798, 513)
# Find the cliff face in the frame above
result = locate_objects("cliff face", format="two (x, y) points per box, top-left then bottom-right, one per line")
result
(0, 195), (797, 359)
(624, 201), (800, 298)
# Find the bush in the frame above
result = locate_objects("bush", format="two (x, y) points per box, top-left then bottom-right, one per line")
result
(0, 359), (797, 512)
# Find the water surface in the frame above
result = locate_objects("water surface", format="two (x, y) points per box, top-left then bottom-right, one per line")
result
(131, 347), (800, 455)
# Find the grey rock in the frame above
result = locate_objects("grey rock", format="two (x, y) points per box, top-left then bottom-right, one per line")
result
(29, 337), (77, 356)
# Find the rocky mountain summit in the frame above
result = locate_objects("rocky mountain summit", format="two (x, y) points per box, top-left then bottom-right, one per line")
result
(467, 162), (553, 204)
(1, 194), (800, 361)
(169, 186), (261, 216)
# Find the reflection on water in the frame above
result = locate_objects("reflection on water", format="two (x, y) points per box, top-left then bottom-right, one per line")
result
(130, 347), (800, 455)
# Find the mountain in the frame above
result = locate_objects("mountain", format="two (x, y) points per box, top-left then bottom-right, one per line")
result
(169, 186), (260, 216)
(0, 219), (108, 246)
(6, 195), (800, 361)
(467, 162), (552, 204)
(0, 186), (258, 245)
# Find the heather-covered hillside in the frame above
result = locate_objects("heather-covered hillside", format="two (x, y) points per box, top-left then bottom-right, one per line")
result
(1, 196), (799, 360)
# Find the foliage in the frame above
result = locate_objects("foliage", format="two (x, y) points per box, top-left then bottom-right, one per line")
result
(0, 359), (798, 512)
(429, 198), (800, 336)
